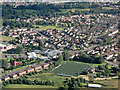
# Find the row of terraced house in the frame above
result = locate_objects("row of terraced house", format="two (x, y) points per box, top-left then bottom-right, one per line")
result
(2, 61), (53, 81)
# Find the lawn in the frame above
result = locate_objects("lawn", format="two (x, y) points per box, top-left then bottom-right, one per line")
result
(3, 84), (57, 88)
(52, 62), (89, 76)
(27, 73), (67, 87)
(0, 35), (15, 41)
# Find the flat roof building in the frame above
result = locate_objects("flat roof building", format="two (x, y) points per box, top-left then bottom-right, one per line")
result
(88, 84), (102, 88)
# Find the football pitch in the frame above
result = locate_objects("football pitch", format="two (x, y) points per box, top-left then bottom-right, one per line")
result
(52, 62), (89, 76)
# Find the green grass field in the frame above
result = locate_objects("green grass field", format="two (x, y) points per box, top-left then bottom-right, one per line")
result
(95, 79), (118, 88)
(68, 61), (106, 68)
(60, 8), (90, 13)
(102, 7), (113, 10)
(4, 84), (57, 88)
(0, 35), (15, 41)
(52, 62), (89, 76)
(27, 73), (67, 87)
(33, 25), (66, 31)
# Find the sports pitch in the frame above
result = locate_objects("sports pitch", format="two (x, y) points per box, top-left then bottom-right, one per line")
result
(52, 62), (89, 76)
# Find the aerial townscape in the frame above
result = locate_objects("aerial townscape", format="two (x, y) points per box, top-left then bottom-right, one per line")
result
(0, 1), (120, 89)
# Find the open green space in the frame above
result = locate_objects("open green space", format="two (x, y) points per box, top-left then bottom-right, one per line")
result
(52, 62), (89, 76)
(68, 61), (106, 68)
(95, 79), (118, 88)
(27, 73), (66, 87)
(33, 25), (66, 31)
(102, 7), (113, 10)
(3, 84), (57, 88)
(0, 35), (15, 41)
(90, 62), (106, 67)
(60, 8), (90, 13)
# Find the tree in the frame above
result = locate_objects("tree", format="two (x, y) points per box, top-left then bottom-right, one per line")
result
(9, 79), (14, 84)
(81, 70), (88, 75)
(105, 37), (112, 45)
(10, 59), (14, 65)
(73, 81), (79, 88)
(22, 61), (27, 66)
(28, 72), (32, 76)
(16, 45), (23, 54)
(105, 64), (108, 69)
(63, 51), (70, 61)
(99, 40), (103, 44)
(3, 81), (6, 86)
(96, 72), (100, 77)
(118, 22), (120, 29)
(105, 69), (110, 75)
(97, 55), (104, 64)
(115, 71), (119, 76)
(2, 59), (8, 69)
(64, 83), (69, 88)
(88, 75), (94, 82)
(58, 54), (63, 62)
(98, 65), (104, 70)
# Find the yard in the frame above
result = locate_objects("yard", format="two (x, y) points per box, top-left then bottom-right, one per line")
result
(52, 62), (89, 76)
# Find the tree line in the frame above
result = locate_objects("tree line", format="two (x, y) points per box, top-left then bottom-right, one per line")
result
(3, 77), (54, 87)
(2, 2), (118, 21)
(73, 52), (104, 64)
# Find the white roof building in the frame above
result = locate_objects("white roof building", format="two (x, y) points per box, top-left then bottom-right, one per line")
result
(27, 52), (37, 58)
(88, 84), (102, 88)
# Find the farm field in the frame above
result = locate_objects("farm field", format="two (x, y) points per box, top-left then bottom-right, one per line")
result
(3, 84), (57, 88)
(52, 62), (89, 76)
